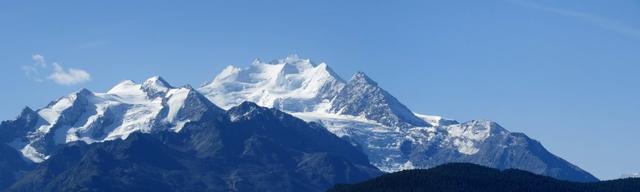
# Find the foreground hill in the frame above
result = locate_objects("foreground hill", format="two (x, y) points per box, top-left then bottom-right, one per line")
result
(329, 163), (640, 192)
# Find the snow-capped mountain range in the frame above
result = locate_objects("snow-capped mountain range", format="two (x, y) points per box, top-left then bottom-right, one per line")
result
(4, 77), (223, 163)
(0, 55), (597, 182)
(199, 55), (596, 182)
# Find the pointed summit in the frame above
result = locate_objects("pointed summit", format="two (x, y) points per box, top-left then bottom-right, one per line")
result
(142, 76), (173, 97)
(107, 80), (137, 94)
(350, 71), (378, 86)
(227, 101), (275, 121)
(330, 71), (429, 128)
(143, 76), (172, 89)
(14, 106), (40, 125)
(76, 88), (94, 97)
(237, 101), (261, 109)
(20, 106), (35, 116)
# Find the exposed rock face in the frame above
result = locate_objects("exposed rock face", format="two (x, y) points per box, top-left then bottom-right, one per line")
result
(329, 72), (429, 128)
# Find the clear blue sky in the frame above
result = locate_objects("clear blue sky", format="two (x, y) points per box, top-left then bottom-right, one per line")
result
(1, 0), (638, 180)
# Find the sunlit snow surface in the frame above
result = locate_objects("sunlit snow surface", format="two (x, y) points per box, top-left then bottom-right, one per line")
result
(12, 77), (212, 162)
(291, 112), (499, 171)
(199, 55), (344, 112)
(198, 55), (502, 172)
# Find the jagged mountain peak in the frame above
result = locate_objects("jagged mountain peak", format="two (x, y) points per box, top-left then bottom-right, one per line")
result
(143, 76), (172, 89)
(226, 101), (300, 123)
(464, 120), (498, 129)
(142, 76), (173, 97)
(330, 71), (429, 128)
(317, 62), (345, 81)
(19, 106), (36, 117)
(198, 56), (431, 128)
(4, 76), (225, 163)
(107, 76), (175, 98)
(76, 88), (94, 96)
(227, 101), (272, 121)
(350, 71), (377, 86)
(107, 79), (145, 97)
(46, 88), (93, 104)
(458, 120), (513, 137)
(233, 101), (263, 110)
(199, 55), (345, 111)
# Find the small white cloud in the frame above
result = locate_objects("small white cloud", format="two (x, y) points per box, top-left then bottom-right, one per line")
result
(48, 63), (91, 85)
(22, 54), (48, 82)
(32, 54), (46, 68)
(22, 54), (92, 85)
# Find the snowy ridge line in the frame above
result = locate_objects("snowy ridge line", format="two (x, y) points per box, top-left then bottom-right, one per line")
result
(8, 76), (221, 162)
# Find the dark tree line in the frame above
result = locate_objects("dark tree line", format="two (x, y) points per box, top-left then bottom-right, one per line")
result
(329, 163), (640, 192)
